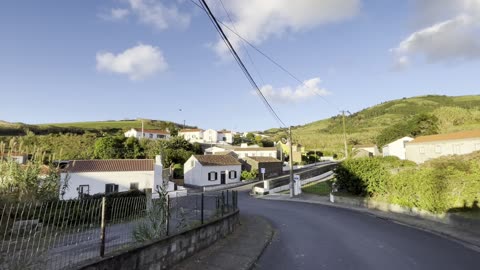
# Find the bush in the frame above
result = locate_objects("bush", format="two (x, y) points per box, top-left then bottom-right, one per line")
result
(335, 154), (480, 213)
(241, 169), (258, 180)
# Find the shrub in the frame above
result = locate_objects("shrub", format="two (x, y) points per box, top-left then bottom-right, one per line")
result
(241, 169), (258, 180)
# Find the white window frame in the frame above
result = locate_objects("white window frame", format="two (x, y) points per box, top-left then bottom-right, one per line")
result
(208, 171), (218, 181)
(229, 170), (237, 179)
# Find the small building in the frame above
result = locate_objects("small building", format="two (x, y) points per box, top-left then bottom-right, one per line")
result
(204, 146), (229, 155)
(124, 128), (170, 140)
(217, 130), (233, 144)
(276, 142), (304, 163)
(233, 147), (277, 159)
(0, 152), (28, 164)
(352, 144), (380, 157)
(405, 130), (480, 164)
(183, 155), (241, 186)
(179, 128), (204, 143)
(203, 129), (218, 143)
(242, 156), (283, 179)
(60, 156), (180, 200)
(382, 136), (414, 160)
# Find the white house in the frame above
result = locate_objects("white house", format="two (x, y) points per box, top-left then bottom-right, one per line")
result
(60, 156), (182, 200)
(178, 128), (204, 143)
(204, 146), (229, 155)
(183, 155), (241, 186)
(0, 152), (28, 164)
(124, 128), (170, 140)
(217, 130), (233, 144)
(203, 129), (218, 143)
(232, 147), (277, 158)
(352, 144), (380, 157)
(382, 136), (414, 160)
(405, 130), (480, 164)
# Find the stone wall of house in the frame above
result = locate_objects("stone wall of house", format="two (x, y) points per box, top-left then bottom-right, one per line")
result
(77, 210), (240, 270)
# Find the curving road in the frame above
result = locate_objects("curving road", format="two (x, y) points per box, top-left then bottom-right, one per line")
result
(234, 187), (480, 270)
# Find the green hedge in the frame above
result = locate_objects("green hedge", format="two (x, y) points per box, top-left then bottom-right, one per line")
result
(334, 154), (480, 213)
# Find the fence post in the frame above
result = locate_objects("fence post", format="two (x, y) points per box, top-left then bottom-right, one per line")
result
(100, 197), (106, 257)
(201, 193), (204, 225)
(221, 191), (224, 216)
(226, 190), (229, 211)
(166, 195), (170, 236)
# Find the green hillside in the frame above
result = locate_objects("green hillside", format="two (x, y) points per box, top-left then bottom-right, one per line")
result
(0, 119), (190, 136)
(264, 95), (480, 156)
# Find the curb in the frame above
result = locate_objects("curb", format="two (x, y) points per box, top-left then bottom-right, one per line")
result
(259, 195), (480, 253)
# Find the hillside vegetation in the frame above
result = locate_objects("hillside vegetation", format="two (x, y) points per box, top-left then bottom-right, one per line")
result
(0, 119), (189, 136)
(264, 95), (480, 156)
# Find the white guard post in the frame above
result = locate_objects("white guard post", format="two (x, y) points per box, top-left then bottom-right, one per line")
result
(293, 174), (302, 196)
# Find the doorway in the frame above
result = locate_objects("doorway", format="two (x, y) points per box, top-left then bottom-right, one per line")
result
(221, 171), (226, 184)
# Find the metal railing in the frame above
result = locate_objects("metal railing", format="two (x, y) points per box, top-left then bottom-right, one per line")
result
(0, 190), (239, 270)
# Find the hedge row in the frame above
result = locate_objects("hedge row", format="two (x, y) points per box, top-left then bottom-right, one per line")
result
(334, 154), (480, 213)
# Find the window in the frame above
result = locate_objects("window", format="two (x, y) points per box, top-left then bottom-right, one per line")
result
(435, 145), (442, 154)
(105, 184), (119, 194)
(191, 160), (195, 167)
(419, 147), (425, 154)
(222, 137), (226, 141)
(78, 185), (89, 198)
(157, 134), (165, 139)
(130, 182), (139, 190)
(229, 170), (237, 179)
(208, 171), (218, 181)
(149, 134), (153, 138)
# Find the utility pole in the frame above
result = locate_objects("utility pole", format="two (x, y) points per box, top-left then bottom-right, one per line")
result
(341, 110), (348, 159)
(141, 120), (144, 139)
(289, 126), (294, 197)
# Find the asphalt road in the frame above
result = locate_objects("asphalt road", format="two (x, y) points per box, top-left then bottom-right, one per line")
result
(235, 188), (480, 270)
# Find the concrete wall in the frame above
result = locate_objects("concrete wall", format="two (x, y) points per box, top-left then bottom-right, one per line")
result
(405, 138), (480, 164)
(235, 150), (277, 158)
(77, 210), (239, 270)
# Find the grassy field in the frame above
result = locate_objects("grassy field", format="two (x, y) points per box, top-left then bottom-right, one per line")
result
(302, 180), (333, 196)
(37, 120), (160, 130)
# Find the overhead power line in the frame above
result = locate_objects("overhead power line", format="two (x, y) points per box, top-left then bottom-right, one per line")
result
(188, 0), (339, 111)
(198, 0), (287, 128)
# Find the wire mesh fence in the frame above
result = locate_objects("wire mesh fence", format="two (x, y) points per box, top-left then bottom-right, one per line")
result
(0, 190), (239, 270)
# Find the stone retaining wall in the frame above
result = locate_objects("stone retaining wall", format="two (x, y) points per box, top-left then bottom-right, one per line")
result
(77, 210), (240, 270)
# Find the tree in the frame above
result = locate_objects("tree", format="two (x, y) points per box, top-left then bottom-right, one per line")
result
(232, 134), (243, 145)
(94, 136), (123, 159)
(245, 133), (255, 143)
(124, 137), (144, 159)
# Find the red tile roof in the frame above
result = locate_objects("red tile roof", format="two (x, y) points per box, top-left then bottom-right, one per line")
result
(133, 128), (169, 135)
(410, 130), (480, 144)
(245, 156), (282, 163)
(194, 155), (241, 166)
(66, 159), (154, 173)
(233, 147), (277, 151)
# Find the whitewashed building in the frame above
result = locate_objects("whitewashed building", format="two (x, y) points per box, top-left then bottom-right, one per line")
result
(233, 147), (277, 158)
(217, 130), (233, 144)
(204, 146), (229, 155)
(60, 156), (183, 200)
(352, 144), (380, 157)
(178, 128), (204, 143)
(405, 130), (480, 164)
(382, 136), (414, 160)
(124, 128), (170, 140)
(203, 129), (218, 143)
(184, 155), (241, 186)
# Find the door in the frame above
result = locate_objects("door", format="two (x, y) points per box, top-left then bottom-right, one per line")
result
(221, 171), (226, 184)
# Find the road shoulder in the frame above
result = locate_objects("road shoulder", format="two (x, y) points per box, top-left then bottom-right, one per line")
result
(171, 214), (274, 270)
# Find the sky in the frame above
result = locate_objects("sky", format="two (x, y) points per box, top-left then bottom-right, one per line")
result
(1, 0), (480, 131)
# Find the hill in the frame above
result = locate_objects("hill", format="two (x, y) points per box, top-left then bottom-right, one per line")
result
(0, 119), (191, 136)
(264, 95), (480, 156)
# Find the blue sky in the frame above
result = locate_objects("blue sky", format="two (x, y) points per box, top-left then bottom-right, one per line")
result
(1, 0), (479, 131)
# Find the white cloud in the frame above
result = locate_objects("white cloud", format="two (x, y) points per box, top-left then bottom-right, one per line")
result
(99, 8), (130, 21)
(391, 1), (480, 68)
(210, 0), (360, 56)
(96, 44), (168, 80)
(259, 77), (330, 103)
(127, 0), (190, 30)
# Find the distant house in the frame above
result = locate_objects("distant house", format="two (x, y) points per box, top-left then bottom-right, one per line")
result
(179, 128), (204, 143)
(405, 130), (480, 164)
(204, 146), (229, 155)
(276, 142), (304, 163)
(183, 155), (241, 187)
(217, 130), (233, 144)
(382, 136), (414, 160)
(0, 152), (28, 164)
(242, 156), (283, 179)
(60, 156), (181, 200)
(203, 129), (218, 143)
(124, 128), (170, 140)
(352, 144), (380, 157)
(232, 146), (277, 159)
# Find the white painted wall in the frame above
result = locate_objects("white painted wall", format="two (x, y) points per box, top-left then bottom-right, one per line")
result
(179, 130), (204, 142)
(405, 138), (480, 164)
(217, 132), (233, 144)
(382, 136), (413, 160)
(183, 156), (241, 186)
(234, 149), (277, 158)
(353, 145), (380, 156)
(204, 146), (228, 155)
(204, 129), (218, 143)
(124, 128), (170, 140)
